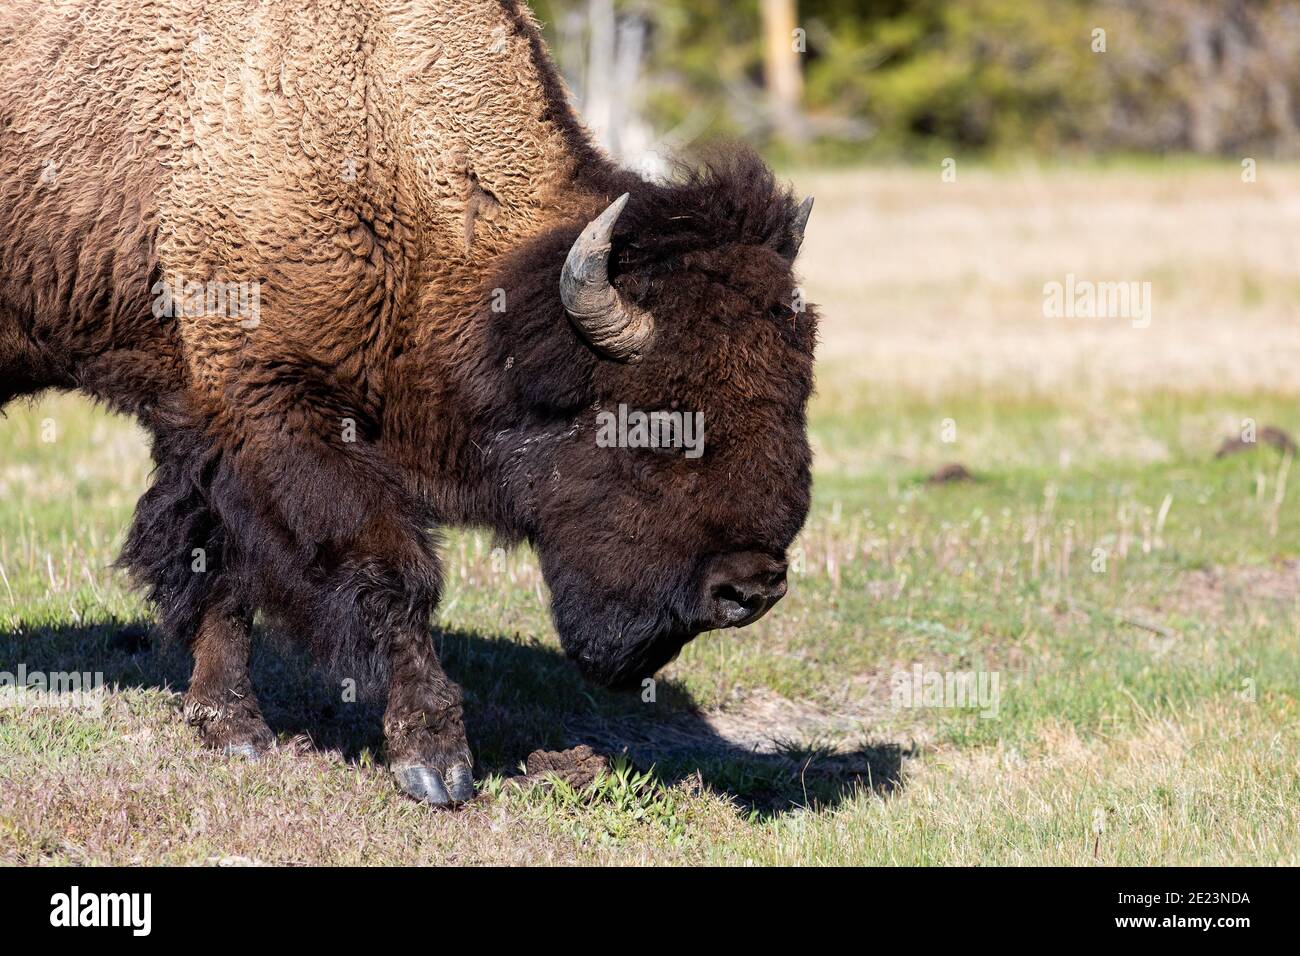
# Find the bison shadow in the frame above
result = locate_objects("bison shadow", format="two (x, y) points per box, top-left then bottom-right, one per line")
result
(1, 618), (909, 817)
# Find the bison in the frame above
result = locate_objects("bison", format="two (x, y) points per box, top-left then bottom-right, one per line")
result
(0, 0), (817, 805)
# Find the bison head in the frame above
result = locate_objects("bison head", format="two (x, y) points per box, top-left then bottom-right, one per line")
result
(477, 151), (817, 689)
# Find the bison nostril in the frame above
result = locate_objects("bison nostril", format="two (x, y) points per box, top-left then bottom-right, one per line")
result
(702, 552), (792, 629)
(709, 581), (779, 628)
(713, 583), (764, 614)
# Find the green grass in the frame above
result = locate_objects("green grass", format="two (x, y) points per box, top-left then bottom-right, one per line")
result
(1, 386), (1295, 865)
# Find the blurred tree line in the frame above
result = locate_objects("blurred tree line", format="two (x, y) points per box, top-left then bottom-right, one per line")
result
(530, 0), (1300, 161)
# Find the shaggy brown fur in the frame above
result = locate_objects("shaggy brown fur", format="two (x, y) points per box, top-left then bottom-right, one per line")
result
(0, 0), (818, 806)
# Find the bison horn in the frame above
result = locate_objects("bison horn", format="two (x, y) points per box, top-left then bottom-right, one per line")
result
(561, 193), (654, 361)
(790, 196), (814, 256)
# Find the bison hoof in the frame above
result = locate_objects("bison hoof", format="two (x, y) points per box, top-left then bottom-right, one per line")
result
(445, 764), (475, 802)
(185, 700), (275, 758)
(394, 764), (475, 807)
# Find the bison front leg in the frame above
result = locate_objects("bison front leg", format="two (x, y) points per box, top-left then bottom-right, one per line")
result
(384, 628), (475, 806)
(183, 603), (275, 757)
(337, 515), (474, 806)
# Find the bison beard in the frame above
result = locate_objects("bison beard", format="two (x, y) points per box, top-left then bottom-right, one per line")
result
(0, 0), (817, 807)
(546, 556), (699, 691)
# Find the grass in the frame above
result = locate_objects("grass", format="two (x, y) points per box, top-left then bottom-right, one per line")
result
(2, 163), (1298, 865)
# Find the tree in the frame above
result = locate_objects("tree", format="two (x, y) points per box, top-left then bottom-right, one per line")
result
(761, 0), (805, 142)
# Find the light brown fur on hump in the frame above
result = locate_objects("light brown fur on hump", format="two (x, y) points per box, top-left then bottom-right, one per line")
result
(1, 0), (604, 409)
(153, 0), (601, 405)
(0, 0), (180, 398)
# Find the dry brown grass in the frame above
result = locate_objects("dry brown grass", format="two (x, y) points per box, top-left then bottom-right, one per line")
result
(794, 163), (1300, 400)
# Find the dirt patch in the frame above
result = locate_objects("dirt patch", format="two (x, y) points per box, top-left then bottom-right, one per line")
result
(694, 688), (876, 753)
(573, 689), (877, 758)
(1152, 561), (1300, 622)
(510, 745), (609, 790)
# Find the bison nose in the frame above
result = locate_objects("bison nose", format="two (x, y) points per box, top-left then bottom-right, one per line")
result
(702, 552), (789, 630)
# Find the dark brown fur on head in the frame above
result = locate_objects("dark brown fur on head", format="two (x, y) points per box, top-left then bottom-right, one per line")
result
(469, 147), (818, 687)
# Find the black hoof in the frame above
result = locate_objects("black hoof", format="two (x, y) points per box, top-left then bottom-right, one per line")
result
(394, 765), (475, 806)
(395, 766), (452, 806)
(444, 764), (476, 803)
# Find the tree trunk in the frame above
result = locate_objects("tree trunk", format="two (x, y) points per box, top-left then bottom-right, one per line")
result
(760, 0), (804, 142)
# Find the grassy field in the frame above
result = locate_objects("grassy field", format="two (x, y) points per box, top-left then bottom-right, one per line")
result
(2, 163), (1298, 865)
